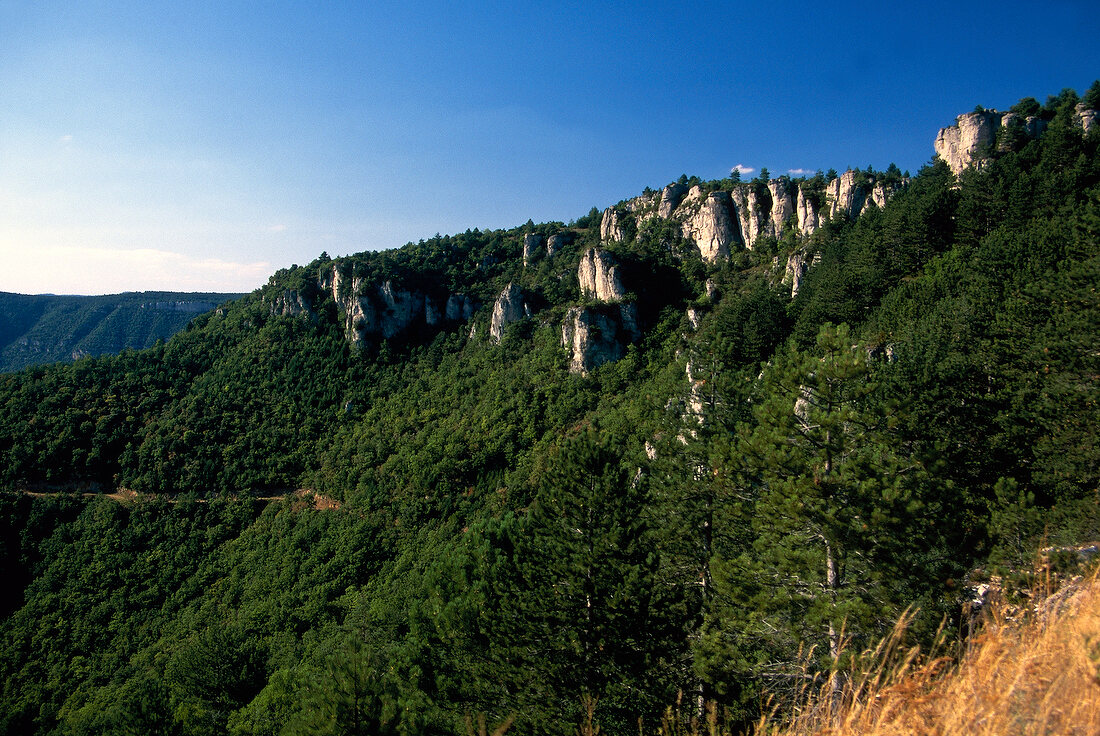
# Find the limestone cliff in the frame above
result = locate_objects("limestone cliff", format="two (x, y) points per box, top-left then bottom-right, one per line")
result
(596, 169), (900, 263)
(522, 234), (545, 267)
(546, 233), (568, 257)
(600, 207), (625, 242)
(796, 187), (820, 234)
(561, 303), (639, 375)
(677, 190), (739, 262)
(489, 283), (532, 343)
(1075, 103), (1098, 134)
(730, 186), (769, 246)
(825, 170), (868, 220)
(934, 110), (1002, 176)
(933, 108), (1060, 175)
(658, 182), (689, 218)
(315, 264), (471, 347)
(768, 179), (796, 237)
(269, 289), (314, 320)
(578, 248), (627, 302)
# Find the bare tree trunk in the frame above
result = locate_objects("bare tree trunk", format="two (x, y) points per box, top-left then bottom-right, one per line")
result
(824, 538), (843, 707)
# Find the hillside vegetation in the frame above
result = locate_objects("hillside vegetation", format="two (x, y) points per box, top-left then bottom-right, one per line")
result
(0, 291), (243, 373)
(0, 85), (1097, 735)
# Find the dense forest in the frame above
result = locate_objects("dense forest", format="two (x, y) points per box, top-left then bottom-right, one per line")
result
(0, 86), (1098, 735)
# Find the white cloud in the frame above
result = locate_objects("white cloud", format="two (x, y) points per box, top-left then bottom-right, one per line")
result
(58, 134), (73, 145)
(731, 163), (755, 176)
(267, 223), (288, 233)
(787, 168), (815, 176)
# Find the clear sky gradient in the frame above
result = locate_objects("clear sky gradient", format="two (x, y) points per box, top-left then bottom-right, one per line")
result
(2, 1), (1098, 295)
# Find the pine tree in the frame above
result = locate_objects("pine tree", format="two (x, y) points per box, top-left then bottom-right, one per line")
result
(715, 324), (932, 696)
(487, 430), (671, 733)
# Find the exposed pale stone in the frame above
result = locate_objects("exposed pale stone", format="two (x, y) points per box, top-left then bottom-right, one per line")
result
(784, 251), (809, 297)
(1075, 102), (1099, 133)
(658, 182), (689, 218)
(376, 282), (419, 339)
(826, 171), (868, 220)
(522, 234), (545, 267)
(489, 283), (532, 343)
(768, 179), (796, 237)
(600, 207), (625, 242)
(998, 113), (1047, 149)
(547, 233), (567, 256)
(270, 289), (313, 319)
(681, 191), (737, 262)
(561, 303), (639, 374)
(445, 294), (475, 322)
(796, 187), (820, 235)
(424, 296), (442, 326)
(324, 273), (444, 346)
(730, 187), (769, 246)
(578, 248), (626, 302)
(934, 110), (1002, 176)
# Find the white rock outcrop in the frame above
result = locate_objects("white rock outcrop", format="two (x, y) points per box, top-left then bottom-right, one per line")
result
(317, 263), (473, 347)
(730, 187), (769, 246)
(522, 234), (545, 267)
(796, 188), (820, 235)
(934, 110), (1002, 176)
(270, 289), (313, 319)
(658, 182), (689, 218)
(445, 294), (476, 322)
(679, 191), (738, 262)
(546, 233), (567, 257)
(578, 248), (626, 302)
(783, 251), (821, 297)
(1075, 102), (1099, 133)
(489, 283), (532, 343)
(934, 109), (1054, 175)
(768, 179), (796, 237)
(826, 170), (868, 220)
(600, 207), (625, 242)
(561, 303), (639, 375)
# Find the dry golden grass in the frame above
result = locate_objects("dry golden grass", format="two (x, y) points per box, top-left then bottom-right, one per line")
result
(757, 574), (1100, 736)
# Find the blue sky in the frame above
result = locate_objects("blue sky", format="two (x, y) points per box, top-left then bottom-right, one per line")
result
(1, 1), (1098, 295)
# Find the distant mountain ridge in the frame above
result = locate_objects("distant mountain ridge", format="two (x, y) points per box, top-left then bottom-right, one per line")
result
(0, 291), (244, 372)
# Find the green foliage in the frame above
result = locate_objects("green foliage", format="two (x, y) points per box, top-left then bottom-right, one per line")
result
(0, 84), (1097, 736)
(0, 292), (243, 373)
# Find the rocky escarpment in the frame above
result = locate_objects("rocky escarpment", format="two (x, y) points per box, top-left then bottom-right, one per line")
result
(934, 103), (1098, 175)
(600, 171), (902, 261)
(681, 188), (739, 262)
(562, 305), (638, 375)
(522, 234), (544, 267)
(600, 207), (626, 242)
(562, 247), (640, 374)
(489, 283), (533, 343)
(269, 289), (315, 320)
(269, 264), (476, 348)
(577, 248), (627, 302)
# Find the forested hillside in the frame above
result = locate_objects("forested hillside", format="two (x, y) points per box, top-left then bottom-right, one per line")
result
(0, 291), (243, 372)
(0, 86), (1097, 736)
